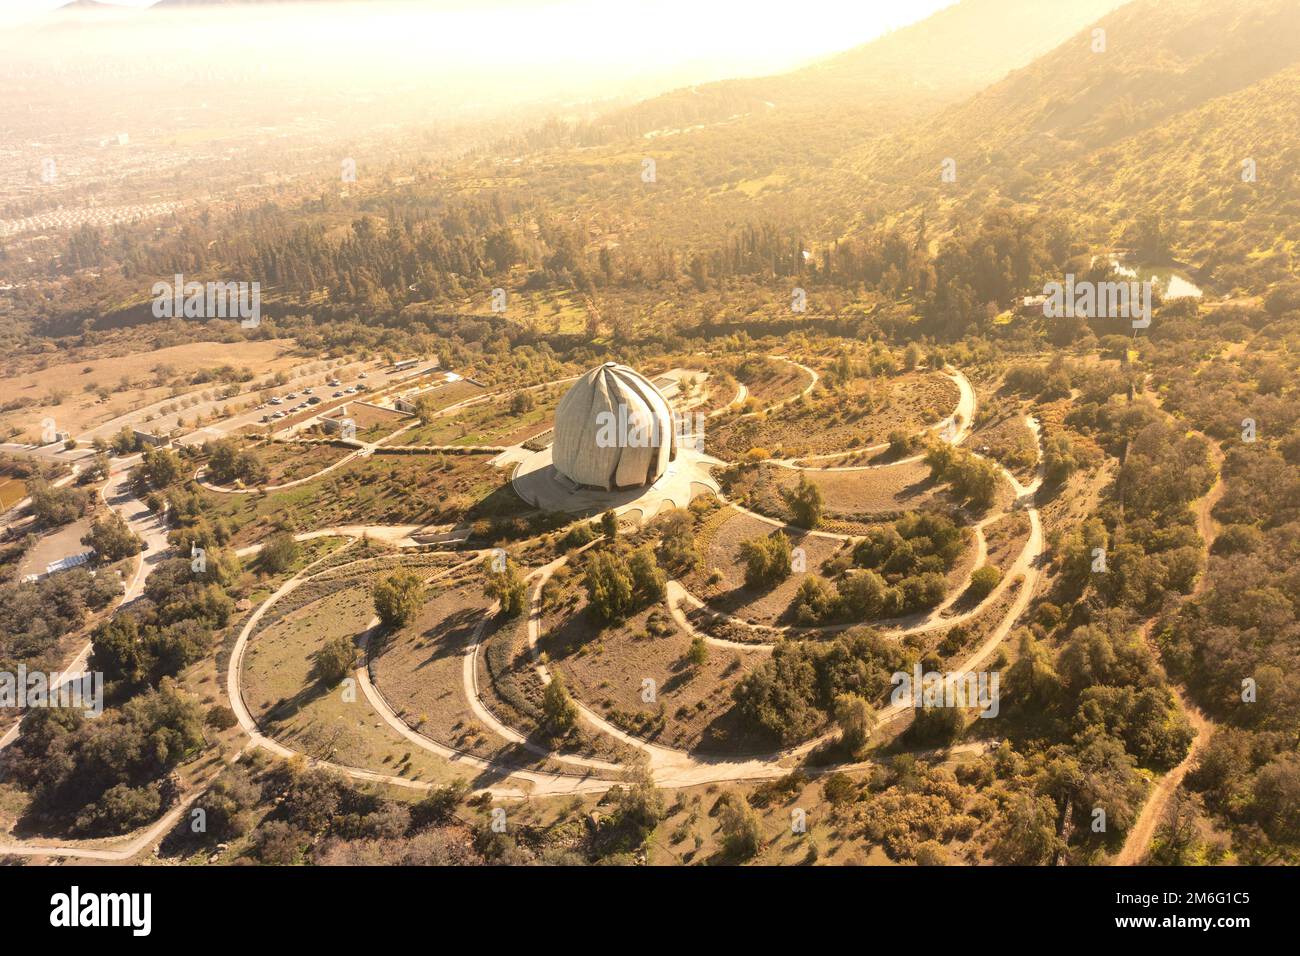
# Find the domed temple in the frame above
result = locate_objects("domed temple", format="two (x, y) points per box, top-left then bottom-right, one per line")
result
(551, 362), (677, 491)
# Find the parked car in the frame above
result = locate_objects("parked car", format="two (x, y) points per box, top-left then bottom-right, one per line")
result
(307, 396), (322, 405)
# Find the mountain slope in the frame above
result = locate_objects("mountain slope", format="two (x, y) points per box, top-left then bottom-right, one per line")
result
(835, 0), (1300, 291)
(580, 0), (1126, 142)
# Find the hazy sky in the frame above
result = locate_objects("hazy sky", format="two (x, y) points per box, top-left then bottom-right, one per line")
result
(5, 0), (959, 79)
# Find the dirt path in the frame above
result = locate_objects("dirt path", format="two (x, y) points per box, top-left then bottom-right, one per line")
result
(761, 366), (976, 471)
(1114, 436), (1224, 865)
(0, 362), (1049, 857)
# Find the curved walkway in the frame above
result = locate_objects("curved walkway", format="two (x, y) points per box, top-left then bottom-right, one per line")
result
(0, 361), (1054, 858)
(761, 366), (976, 471)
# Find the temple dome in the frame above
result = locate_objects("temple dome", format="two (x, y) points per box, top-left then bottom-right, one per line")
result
(551, 363), (676, 491)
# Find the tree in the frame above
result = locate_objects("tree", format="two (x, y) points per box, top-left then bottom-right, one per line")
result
(1042, 434), (1078, 484)
(655, 508), (700, 573)
(411, 393), (440, 425)
(793, 575), (836, 624)
(598, 767), (665, 855)
(584, 551), (634, 623)
(198, 766), (260, 840)
(628, 545), (666, 602)
(782, 474), (823, 529)
(908, 703), (966, 746)
(1006, 630), (1062, 709)
(686, 636), (709, 668)
(509, 389), (535, 414)
(837, 569), (890, 620)
(82, 510), (143, 562)
(834, 693), (875, 758)
(373, 571), (423, 628)
(205, 439), (239, 484)
(484, 227), (522, 272)
(717, 792), (763, 860)
(739, 531), (792, 589)
(541, 671), (578, 738)
(315, 634), (356, 685)
(989, 792), (1062, 865)
(27, 478), (90, 528)
(141, 446), (184, 489)
(600, 509), (619, 540)
(482, 555), (528, 617)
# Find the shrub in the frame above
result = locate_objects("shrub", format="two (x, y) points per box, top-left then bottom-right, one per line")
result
(968, 564), (1002, 599)
(258, 531), (300, 574)
(315, 634), (356, 686)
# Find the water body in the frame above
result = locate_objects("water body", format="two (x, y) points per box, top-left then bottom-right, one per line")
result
(1108, 255), (1203, 300)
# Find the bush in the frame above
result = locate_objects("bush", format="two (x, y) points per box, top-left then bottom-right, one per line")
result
(315, 634), (356, 686)
(968, 564), (1002, 599)
(258, 531), (300, 574)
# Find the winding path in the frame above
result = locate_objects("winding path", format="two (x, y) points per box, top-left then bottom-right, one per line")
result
(1114, 434), (1224, 865)
(3, 358), (1055, 859)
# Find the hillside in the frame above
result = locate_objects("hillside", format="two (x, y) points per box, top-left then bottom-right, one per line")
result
(575, 0), (1126, 142)
(841, 0), (1300, 289)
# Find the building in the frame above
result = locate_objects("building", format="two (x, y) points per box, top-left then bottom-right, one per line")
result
(551, 362), (676, 491)
(132, 428), (172, 448)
